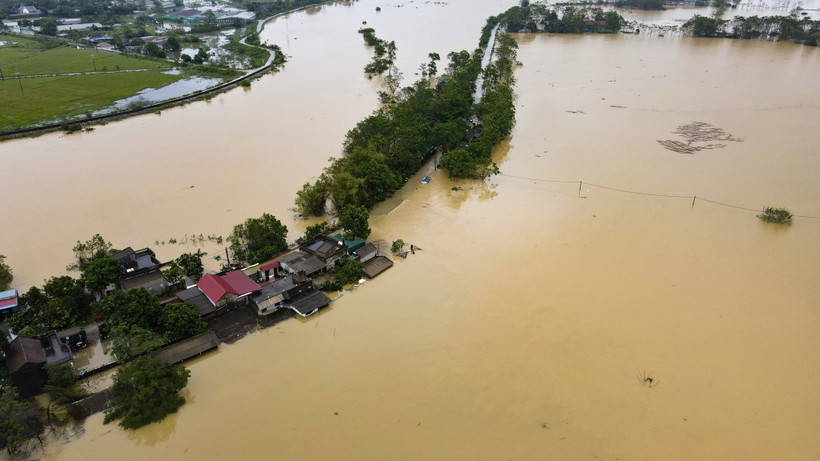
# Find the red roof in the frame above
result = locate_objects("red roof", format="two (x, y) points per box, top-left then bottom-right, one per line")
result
(0, 297), (17, 310)
(260, 261), (280, 272)
(197, 271), (260, 305)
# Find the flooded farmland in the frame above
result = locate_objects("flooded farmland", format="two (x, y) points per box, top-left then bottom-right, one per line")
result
(2, 0), (820, 459)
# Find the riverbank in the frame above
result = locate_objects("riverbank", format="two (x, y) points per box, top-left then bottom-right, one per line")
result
(0, 1), (336, 141)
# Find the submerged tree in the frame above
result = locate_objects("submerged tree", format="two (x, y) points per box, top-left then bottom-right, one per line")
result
(228, 213), (289, 264)
(0, 254), (12, 291)
(757, 207), (793, 226)
(104, 356), (190, 430)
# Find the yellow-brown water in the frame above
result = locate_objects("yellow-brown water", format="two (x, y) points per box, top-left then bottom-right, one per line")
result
(3, 1), (820, 459)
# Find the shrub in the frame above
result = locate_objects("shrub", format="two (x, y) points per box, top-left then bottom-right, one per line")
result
(757, 207), (793, 225)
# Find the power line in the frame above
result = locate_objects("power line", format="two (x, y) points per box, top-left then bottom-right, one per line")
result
(497, 173), (820, 220)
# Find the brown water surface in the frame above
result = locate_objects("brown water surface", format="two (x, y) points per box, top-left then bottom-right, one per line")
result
(3, 2), (820, 460)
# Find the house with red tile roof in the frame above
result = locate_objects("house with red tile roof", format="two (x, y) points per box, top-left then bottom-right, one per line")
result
(196, 271), (261, 308)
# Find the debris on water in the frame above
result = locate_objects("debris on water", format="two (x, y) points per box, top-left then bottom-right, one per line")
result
(657, 121), (742, 154)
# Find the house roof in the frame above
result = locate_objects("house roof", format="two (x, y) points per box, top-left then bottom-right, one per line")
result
(155, 330), (219, 364)
(289, 290), (332, 317)
(0, 289), (17, 311)
(6, 337), (46, 374)
(197, 271), (260, 305)
(330, 234), (366, 253)
(278, 251), (326, 275)
(362, 256), (394, 278)
(168, 8), (201, 16)
(177, 287), (216, 316)
(260, 261), (280, 272)
(120, 270), (167, 291)
(305, 237), (343, 258)
(354, 243), (377, 259)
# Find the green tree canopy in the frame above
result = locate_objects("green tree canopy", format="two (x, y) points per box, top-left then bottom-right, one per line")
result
(104, 356), (190, 430)
(160, 303), (207, 342)
(176, 251), (205, 281)
(339, 205), (371, 240)
(69, 234), (112, 271)
(44, 363), (88, 405)
(0, 254), (12, 291)
(79, 255), (119, 295)
(97, 288), (159, 329)
(8, 277), (94, 334)
(110, 324), (162, 362)
(333, 256), (363, 286)
(228, 213), (289, 264)
(0, 385), (29, 455)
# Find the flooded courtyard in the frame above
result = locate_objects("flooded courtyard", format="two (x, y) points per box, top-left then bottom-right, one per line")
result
(1, 0), (819, 459)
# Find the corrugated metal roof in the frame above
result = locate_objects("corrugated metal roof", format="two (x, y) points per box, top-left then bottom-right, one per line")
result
(155, 330), (219, 364)
(0, 289), (18, 300)
(260, 261), (280, 272)
(289, 290), (332, 317)
(362, 256), (394, 278)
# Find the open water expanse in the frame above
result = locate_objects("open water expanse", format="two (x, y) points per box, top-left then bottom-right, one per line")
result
(0, 0), (818, 459)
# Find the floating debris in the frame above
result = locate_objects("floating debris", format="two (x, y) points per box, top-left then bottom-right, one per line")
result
(658, 121), (742, 154)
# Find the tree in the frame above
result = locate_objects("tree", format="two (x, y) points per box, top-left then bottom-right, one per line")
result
(43, 364), (88, 406)
(176, 251), (205, 281)
(144, 41), (166, 58)
(79, 255), (119, 295)
(333, 256), (363, 286)
(339, 205), (371, 240)
(69, 234), (112, 271)
(104, 356), (190, 430)
(228, 213), (289, 264)
(0, 385), (29, 455)
(8, 277), (94, 334)
(295, 177), (329, 217)
(165, 35), (180, 52)
(0, 254), (11, 291)
(296, 221), (329, 245)
(97, 288), (159, 330)
(427, 52), (440, 77)
(39, 17), (57, 36)
(160, 303), (207, 342)
(110, 324), (162, 362)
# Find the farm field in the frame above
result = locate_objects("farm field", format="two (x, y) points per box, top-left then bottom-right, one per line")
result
(0, 70), (183, 130)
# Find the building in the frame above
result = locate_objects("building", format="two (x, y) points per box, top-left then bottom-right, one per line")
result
(113, 247), (168, 295)
(6, 337), (46, 398)
(163, 9), (203, 23)
(12, 5), (42, 17)
(277, 251), (326, 277)
(0, 289), (18, 316)
(288, 290), (332, 317)
(252, 271), (313, 316)
(329, 233), (366, 253)
(300, 235), (348, 268)
(196, 271), (260, 308)
(362, 255), (394, 279)
(353, 243), (378, 263)
(175, 286), (216, 317)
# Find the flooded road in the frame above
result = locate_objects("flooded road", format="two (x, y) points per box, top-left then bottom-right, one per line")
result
(3, 0), (820, 460)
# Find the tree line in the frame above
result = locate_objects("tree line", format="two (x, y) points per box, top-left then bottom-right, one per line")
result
(684, 14), (819, 45)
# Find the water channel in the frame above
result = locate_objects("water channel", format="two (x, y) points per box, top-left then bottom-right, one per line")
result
(1, 0), (818, 459)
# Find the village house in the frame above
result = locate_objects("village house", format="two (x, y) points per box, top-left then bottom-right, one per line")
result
(252, 271), (313, 316)
(277, 251), (326, 277)
(329, 233), (365, 253)
(300, 234), (348, 268)
(196, 271), (260, 309)
(11, 5), (42, 18)
(6, 332), (73, 398)
(112, 247), (169, 295)
(174, 286), (216, 317)
(353, 242), (378, 263)
(0, 289), (18, 317)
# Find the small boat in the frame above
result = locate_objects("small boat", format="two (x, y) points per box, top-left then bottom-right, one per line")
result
(421, 176), (430, 184)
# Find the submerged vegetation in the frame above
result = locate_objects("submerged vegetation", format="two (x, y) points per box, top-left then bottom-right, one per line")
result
(757, 207), (793, 226)
(683, 14), (820, 44)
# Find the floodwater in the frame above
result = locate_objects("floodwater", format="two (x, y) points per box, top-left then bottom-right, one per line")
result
(3, 0), (820, 459)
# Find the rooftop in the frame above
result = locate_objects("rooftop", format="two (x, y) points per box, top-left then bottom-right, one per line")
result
(362, 255), (394, 279)
(197, 271), (260, 305)
(6, 337), (46, 373)
(289, 290), (332, 317)
(177, 286), (216, 316)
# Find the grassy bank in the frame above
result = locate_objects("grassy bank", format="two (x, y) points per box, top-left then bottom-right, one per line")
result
(0, 70), (184, 130)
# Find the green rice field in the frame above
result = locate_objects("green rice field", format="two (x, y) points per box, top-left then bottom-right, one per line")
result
(0, 70), (183, 130)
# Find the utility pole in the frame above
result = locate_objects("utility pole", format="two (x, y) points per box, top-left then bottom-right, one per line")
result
(91, 54), (97, 72)
(16, 72), (23, 96)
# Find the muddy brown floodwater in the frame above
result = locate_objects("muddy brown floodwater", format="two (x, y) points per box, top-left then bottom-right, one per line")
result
(3, 0), (820, 459)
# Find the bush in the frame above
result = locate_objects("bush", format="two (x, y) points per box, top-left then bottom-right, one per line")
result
(757, 207), (793, 226)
